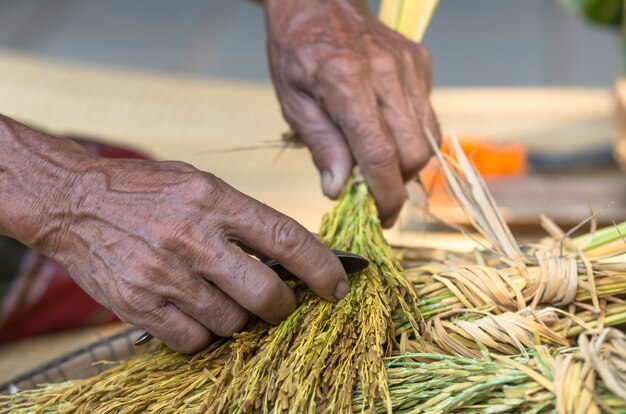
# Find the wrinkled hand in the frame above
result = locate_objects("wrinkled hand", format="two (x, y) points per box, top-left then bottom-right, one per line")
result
(264, 0), (440, 227)
(40, 158), (348, 353)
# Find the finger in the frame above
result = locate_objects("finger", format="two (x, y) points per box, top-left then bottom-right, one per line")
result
(317, 59), (406, 227)
(226, 201), (349, 302)
(197, 243), (298, 324)
(405, 47), (441, 146)
(371, 52), (430, 181)
(167, 277), (249, 338)
(280, 88), (353, 199)
(414, 44), (433, 94)
(140, 302), (213, 354)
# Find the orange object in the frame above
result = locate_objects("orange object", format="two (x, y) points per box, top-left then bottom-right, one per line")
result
(420, 134), (527, 204)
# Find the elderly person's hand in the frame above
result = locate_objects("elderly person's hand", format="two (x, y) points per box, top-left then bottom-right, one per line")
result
(263, 0), (440, 227)
(0, 116), (348, 354)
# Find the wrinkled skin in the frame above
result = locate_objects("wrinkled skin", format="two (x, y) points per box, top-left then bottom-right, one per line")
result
(264, 0), (440, 227)
(0, 116), (348, 353)
(0, 0), (439, 354)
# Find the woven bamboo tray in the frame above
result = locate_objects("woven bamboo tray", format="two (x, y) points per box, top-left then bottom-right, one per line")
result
(0, 327), (144, 395)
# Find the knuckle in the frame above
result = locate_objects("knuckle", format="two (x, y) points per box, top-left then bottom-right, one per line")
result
(272, 41), (318, 82)
(116, 295), (161, 330)
(213, 307), (248, 337)
(113, 287), (144, 317)
(251, 288), (274, 317)
(321, 55), (365, 83)
(404, 141), (432, 172)
(199, 247), (227, 276)
(160, 160), (196, 172)
(144, 307), (211, 354)
(184, 172), (226, 206)
(160, 220), (192, 252)
(251, 279), (284, 316)
(110, 270), (163, 321)
(270, 217), (306, 256)
(280, 100), (299, 127)
(309, 255), (342, 292)
(400, 47), (415, 64)
(417, 45), (432, 66)
(414, 45), (433, 90)
(371, 51), (398, 77)
(284, 51), (317, 87)
(278, 94), (312, 133)
(309, 138), (339, 167)
(363, 139), (398, 171)
(284, 61), (303, 85)
(399, 43), (432, 91)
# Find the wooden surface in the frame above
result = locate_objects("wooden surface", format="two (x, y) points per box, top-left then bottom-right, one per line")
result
(0, 50), (619, 382)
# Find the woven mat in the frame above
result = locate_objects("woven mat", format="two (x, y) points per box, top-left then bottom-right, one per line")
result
(0, 49), (336, 230)
(0, 48), (615, 231)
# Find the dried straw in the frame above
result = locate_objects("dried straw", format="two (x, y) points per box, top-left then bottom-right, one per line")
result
(2, 134), (626, 413)
(388, 133), (626, 359)
(2, 178), (422, 414)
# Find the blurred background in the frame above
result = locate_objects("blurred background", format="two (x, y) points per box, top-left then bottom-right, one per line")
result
(0, 0), (624, 232)
(0, 0), (621, 86)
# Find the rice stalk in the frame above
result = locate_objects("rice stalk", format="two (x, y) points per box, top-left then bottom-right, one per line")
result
(2, 132), (626, 412)
(1, 178), (422, 414)
(354, 330), (626, 413)
(385, 132), (626, 357)
(5, 0), (624, 408)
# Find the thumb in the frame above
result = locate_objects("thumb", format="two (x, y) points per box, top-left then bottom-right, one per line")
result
(282, 92), (353, 199)
(310, 130), (353, 200)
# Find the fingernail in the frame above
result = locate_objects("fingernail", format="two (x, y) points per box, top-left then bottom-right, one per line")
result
(333, 279), (350, 301)
(321, 170), (335, 197)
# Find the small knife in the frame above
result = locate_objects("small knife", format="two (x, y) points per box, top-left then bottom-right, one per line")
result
(134, 249), (369, 346)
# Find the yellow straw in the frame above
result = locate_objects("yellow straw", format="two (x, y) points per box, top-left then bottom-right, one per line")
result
(378, 0), (439, 42)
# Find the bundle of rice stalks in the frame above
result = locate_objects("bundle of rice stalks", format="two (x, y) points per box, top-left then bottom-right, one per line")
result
(356, 328), (626, 414)
(6, 2), (625, 412)
(3, 133), (626, 414)
(2, 178), (423, 414)
(10, 329), (626, 414)
(389, 133), (626, 360)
